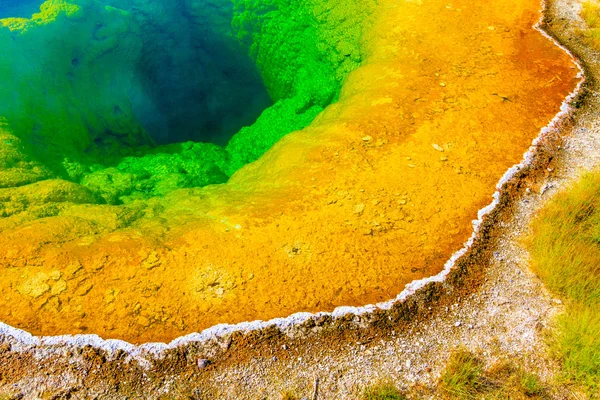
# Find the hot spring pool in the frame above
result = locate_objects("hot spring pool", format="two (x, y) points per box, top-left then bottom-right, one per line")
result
(0, 0), (578, 343)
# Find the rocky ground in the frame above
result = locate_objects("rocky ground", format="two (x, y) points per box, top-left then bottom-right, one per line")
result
(1, 0), (599, 398)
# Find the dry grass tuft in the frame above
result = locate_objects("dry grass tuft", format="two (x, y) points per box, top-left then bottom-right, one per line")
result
(581, 1), (600, 45)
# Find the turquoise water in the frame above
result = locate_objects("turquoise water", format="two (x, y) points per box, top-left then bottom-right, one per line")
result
(0, 0), (43, 18)
(0, 0), (345, 202)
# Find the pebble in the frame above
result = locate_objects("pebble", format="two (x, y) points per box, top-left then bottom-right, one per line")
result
(197, 359), (211, 369)
(454, 321), (461, 327)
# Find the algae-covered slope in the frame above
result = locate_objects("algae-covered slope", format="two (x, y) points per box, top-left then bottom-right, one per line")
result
(226, 0), (376, 172)
(0, 0), (373, 202)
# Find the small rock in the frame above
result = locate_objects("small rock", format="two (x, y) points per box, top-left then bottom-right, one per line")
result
(77, 282), (94, 297)
(354, 204), (365, 215)
(540, 183), (554, 195)
(49, 271), (62, 281)
(455, 321), (462, 327)
(282, 344), (288, 350)
(17, 273), (51, 299)
(432, 143), (444, 152)
(138, 315), (151, 327)
(197, 359), (211, 369)
(50, 280), (68, 296)
(362, 136), (372, 142)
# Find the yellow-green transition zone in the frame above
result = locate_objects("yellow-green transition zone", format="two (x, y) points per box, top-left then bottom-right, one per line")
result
(0, 0), (577, 343)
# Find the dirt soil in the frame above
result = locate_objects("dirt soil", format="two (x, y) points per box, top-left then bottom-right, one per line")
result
(0, 0), (599, 398)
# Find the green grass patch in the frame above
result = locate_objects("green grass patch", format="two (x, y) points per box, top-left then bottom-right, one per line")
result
(583, 0), (600, 28)
(581, 1), (600, 46)
(438, 351), (549, 399)
(363, 381), (406, 400)
(440, 351), (487, 399)
(528, 172), (600, 396)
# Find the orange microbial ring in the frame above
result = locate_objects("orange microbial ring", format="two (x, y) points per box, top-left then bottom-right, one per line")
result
(0, 0), (577, 343)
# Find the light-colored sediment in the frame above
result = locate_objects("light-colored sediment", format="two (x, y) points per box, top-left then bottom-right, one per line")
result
(0, 0), (598, 397)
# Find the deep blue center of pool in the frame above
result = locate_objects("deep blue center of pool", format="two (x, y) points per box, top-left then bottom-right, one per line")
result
(0, 0), (43, 18)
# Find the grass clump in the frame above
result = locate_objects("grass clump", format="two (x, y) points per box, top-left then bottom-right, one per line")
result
(528, 172), (600, 396)
(440, 351), (487, 398)
(438, 351), (549, 399)
(581, 1), (600, 45)
(518, 370), (546, 396)
(363, 381), (406, 400)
